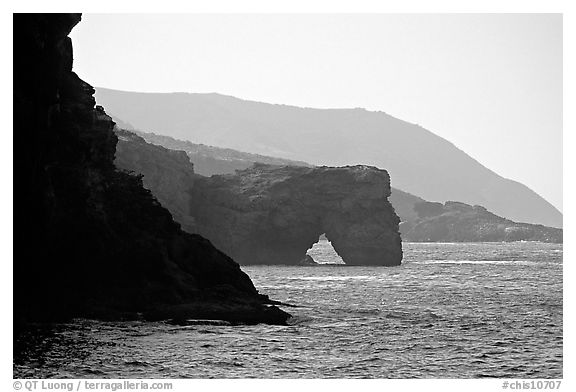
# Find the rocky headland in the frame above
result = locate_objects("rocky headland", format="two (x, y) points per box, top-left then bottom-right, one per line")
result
(14, 14), (290, 325)
(400, 201), (562, 243)
(113, 125), (564, 248)
(115, 129), (562, 245)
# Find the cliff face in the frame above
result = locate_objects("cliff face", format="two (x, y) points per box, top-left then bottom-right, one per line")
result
(401, 201), (563, 243)
(189, 164), (403, 266)
(14, 14), (289, 324)
(114, 128), (198, 233)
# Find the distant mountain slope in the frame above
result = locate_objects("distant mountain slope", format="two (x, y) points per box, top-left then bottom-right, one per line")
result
(133, 130), (312, 176)
(96, 88), (562, 228)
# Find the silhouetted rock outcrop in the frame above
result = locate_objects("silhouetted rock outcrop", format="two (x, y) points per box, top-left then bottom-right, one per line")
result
(401, 201), (562, 243)
(188, 164), (403, 266)
(14, 14), (289, 325)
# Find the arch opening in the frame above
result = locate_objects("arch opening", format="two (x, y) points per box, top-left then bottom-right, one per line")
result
(306, 233), (345, 265)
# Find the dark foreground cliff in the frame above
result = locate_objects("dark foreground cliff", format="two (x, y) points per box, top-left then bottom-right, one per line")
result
(188, 164), (403, 266)
(13, 14), (290, 325)
(401, 201), (562, 243)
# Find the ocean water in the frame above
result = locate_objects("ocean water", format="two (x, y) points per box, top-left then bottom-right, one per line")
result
(14, 241), (563, 379)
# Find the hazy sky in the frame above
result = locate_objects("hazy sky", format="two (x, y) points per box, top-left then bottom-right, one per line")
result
(70, 13), (563, 211)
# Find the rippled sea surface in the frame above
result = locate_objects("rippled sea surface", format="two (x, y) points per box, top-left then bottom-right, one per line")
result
(14, 242), (562, 378)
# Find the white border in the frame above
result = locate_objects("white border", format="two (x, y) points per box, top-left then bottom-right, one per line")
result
(2, 1), (573, 390)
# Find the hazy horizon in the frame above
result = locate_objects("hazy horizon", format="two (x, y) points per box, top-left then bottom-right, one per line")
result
(70, 13), (562, 212)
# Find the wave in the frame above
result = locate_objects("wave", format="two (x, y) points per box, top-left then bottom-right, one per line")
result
(293, 276), (379, 281)
(411, 260), (537, 265)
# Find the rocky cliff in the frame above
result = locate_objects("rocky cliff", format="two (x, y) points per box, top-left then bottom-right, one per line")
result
(188, 164), (403, 266)
(114, 128), (198, 232)
(14, 14), (289, 325)
(401, 201), (562, 243)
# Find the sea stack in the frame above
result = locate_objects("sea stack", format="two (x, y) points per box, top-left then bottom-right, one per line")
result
(188, 164), (403, 266)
